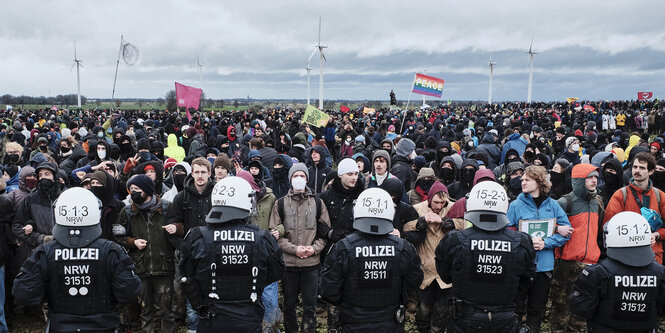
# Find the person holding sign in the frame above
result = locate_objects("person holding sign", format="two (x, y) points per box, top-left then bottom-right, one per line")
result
(506, 165), (571, 333)
(436, 181), (536, 332)
(320, 188), (423, 333)
(179, 176), (284, 333)
(12, 187), (141, 332)
(570, 211), (665, 332)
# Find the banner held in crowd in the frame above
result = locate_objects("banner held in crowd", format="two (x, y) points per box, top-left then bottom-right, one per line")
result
(638, 91), (653, 100)
(411, 73), (445, 98)
(363, 107), (376, 114)
(303, 104), (329, 127)
(566, 97), (579, 103)
(175, 82), (202, 121)
(340, 105), (350, 113)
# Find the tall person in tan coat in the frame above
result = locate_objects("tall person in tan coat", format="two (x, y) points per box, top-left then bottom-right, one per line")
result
(403, 181), (461, 333)
(269, 163), (331, 333)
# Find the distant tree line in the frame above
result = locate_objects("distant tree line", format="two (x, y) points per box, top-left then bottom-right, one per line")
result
(0, 94), (87, 106)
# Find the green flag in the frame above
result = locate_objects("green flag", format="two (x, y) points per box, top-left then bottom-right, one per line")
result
(447, 99), (452, 106)
(303, 105), (330, 127)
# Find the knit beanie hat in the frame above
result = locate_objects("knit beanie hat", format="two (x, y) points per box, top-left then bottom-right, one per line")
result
(4, 165), (18, 179)
(137, 138), (151, 151)
(91, 170), (108, 188)
(288, 163), (309, 181)
(214, 154), (231, 172)
(127, 174), (155, 196)
(395, 138), (416, 157)
(337, 158), (359, 175)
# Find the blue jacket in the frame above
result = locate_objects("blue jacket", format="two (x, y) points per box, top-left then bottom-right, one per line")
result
(507, 193), (570, 272)
(500, 132), (528, 164)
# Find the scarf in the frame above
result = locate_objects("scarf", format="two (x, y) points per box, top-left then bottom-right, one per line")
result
(136, 195), (158, 211)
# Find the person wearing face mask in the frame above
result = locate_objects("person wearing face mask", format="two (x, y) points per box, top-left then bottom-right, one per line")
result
(408, 167), (438, 206)
(271, 154), (293, 199)
(650, 158), (665, 192)
(549, 158), (573, 200)
(116, 174), (178, 333)
(598, 157), (624, 206)
(89, 170), (125, 241)
(162, 162), (191, 203)
(122, 138), (161, 177)
(438, 156), (458, 187)
(29, 136), (52, 160)
(12, 162), (63, 257)
(505, 161), (526, 201)
(558, 137), (581, 166)
(339, 134), (354, 159)
(448, 159), (479, 200)
(269, 163), (331, 333)
(118, 135), (135, 162)
(391, 138), (417, 191)
(2, 142), (24, 169)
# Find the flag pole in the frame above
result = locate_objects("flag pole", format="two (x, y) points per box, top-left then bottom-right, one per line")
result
(111, 35), (123, 109)
(401, 72), (416, 133)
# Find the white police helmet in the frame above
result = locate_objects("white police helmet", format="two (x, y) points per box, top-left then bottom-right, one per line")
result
(605, 211), (654, 267)
(353, 188), (395, 235)
(52, 187), (102, 248)
(206, 176), (254, 223)
(464, 181), (510, 231)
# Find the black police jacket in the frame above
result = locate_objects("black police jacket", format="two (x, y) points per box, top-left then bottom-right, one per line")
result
(179, 220), (284, 324)
(12, 237), (141, 332)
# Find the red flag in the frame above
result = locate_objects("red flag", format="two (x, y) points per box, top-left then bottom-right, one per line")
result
(175, 82), (202, 120)
(583, 105), (595, 112)
(340, 105), (350, 113)
(638, 91), (653, 100)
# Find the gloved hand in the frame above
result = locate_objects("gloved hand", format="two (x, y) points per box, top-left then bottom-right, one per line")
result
(329, 229), (351, 242)
(442, 218), (456, 232)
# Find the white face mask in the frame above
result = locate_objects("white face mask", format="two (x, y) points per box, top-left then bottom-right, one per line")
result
(571, 144), (580, 152)
(292, 177), (307, 191)
(98, 150), (107, 159)
(408, 150), (417, 160)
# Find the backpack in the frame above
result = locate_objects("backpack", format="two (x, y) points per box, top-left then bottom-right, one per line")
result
(620, 186), (661, 207)
(277, 195), (322, 223)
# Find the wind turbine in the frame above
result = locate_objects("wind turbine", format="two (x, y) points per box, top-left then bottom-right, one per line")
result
(70, 43), (83, 108)
(488, 57), (496, 104)
(197, 54), (203, 88)
(315, 16), (327, 110)
(305, 64), (313, 105)
(526, 41), (537, 103)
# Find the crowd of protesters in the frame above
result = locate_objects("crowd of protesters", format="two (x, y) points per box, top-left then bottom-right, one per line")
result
(0, 98), (664, 332)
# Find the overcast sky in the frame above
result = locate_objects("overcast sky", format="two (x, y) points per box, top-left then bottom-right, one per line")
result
(2, 0), (664, 102)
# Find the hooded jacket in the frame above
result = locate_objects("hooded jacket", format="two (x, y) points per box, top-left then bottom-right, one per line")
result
(272, 154), (293, 199)
(92, 171), (126, 241)
(7, 165), (35, 209)
(507, 193), (570, 272)
(404, 182), (459, 290)
(319, 174), (365, 244)
(307, 145), (333, 194)
(555, 164), (602, 264)
(162, 162), (192, 203)
(447, 159), (479, 200)
(476, 133), (501, 169)
(500, 132), (528, 164)
(598, 158), (624, 206)
(380, 178), (419, 233)
(164, 134), (185, 162)
(407, 167), (437, 206)
(166, 176), (214, 249)
(391, 154), (414, 191)
(447, 169), (496, 222)
(438, 156), (458, 186)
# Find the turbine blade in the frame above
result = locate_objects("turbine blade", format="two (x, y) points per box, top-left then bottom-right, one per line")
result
(69, 62), (75, 73)
(307, 48), (317, 64)
(318, 16), (322, 45)
(321, 51), (327, 62)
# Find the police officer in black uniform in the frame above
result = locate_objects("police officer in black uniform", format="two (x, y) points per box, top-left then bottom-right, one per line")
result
(570, 211), (665, 332)
(319, 188), (423, 333)
(435, 181), (536, 332)
(12, 187), (142, 332)
(179, 176), (284, 333)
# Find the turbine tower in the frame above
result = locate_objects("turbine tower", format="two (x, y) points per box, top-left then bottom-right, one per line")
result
(315, 16), (327, 110)
(197, 54), (203, 88)
(526, 41), (537, 103)
(305, 65), (313, 105)
(70, 43), (83, 108)
(488, 57), (496, 104)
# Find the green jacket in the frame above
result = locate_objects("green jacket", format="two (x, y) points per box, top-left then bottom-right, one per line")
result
(116, 197), (176, 278)
(251, 186), (276, 230)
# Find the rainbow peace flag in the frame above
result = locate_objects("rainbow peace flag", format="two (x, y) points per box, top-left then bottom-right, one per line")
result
(412, 73), (445, 98)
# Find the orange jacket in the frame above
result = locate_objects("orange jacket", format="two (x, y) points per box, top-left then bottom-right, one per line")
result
(603, 182), (665, 264)
(555, 164), (602, 264)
